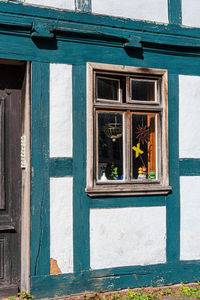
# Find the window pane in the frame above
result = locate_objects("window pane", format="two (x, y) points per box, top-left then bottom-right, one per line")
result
(97, 77), (119, 101)
(97, 112), (123, 181)
(132, 113), (157, 180)
(131, 79), (155, 102)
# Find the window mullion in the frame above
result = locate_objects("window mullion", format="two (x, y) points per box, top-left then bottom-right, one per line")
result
(94, 108), (98, 185)
(125, 110), (131, 182)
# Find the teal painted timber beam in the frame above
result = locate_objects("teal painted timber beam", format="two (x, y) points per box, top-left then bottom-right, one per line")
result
(1, 18), (200, 54)
(168, 0), (182, 25)
(72, 65), (90, 272)
(166, 74), (180, 264)
(89, 196), (166, 208)
(75, 0), (91, 12)
(31, 262), (200, 299)
(31, 62), (50, 276)
(50, 158), (73, 177)
(0, 1), (200, 41)
(179, 159), (200, 176)
(140, 33), (200, 50)
(0, 2), (200, 52)
(1, 30), (200, 73)
(54, 26), (129, 45)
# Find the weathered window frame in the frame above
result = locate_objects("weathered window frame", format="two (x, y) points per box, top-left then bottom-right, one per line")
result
(86, 62), (171, 197)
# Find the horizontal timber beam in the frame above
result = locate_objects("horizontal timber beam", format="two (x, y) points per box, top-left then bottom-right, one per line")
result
(179, 158), (200, 176)
(0, 2), (200, 53)
(50, 158), (73, 177)
(31, 262), (200, 299)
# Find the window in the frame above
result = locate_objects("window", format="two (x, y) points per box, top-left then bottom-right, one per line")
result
(86, 63), (171, 197)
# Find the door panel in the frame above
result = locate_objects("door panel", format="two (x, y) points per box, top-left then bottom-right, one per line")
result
(0, 64), (25, 297)
(0, 98), (5, 210)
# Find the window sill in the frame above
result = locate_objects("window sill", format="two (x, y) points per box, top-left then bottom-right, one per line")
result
(85, 184), (172, 197)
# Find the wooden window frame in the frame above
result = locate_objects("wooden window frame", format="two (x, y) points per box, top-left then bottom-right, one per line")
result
(129, 78), (159, 104)
(86, 62), (171, 197)
(96, 76), (121, 103)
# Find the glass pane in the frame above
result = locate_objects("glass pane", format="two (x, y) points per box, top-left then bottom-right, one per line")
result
(97, 112), (123, 181)
(97, 77), (119, 101)
(132, 113), (157, 180)
(131, 79), (155, 102)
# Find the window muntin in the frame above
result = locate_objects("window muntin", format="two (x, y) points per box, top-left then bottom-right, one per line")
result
(86, 63), (170, 197)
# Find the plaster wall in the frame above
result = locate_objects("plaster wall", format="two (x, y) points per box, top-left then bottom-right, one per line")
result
(180, 176), (200, 260)
(179, 75), (200, 158)
(182, 0), (200, 28)
(24, 0), (75, 10)
(92, 0), (168, 23)
(50, 63), (73, 158)
(50, 177), (73, 273)
(90, 207), (166, 269)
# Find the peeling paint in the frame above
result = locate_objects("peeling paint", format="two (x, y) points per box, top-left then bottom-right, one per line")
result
(75, 0), (91, 12)
(133, 274), (138, 280)
(50, 258), (62, 275)
(155, 277), (165, 285)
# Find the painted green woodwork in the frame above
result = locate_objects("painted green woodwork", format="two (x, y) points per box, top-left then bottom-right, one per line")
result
(179, 159), (200, 176)
(31, 62), (50, 276)
(168, 0), (182, 25)
(75, 0), (91, 12)
(1, 1), (200, 50)
(0, 0), (199, 299)
(31, 262), (200, 299)
(50, 158), (73, 177)
(89, 196), (166, 209)
(72, 65), (90, 272)
(167, 74), (180, 264)
(0, 2), (199, 64)
(124, 36), (142, 49)
(31, 21), (54, 39)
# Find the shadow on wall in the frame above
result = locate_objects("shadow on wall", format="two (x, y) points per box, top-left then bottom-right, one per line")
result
(125, 47), (144, 59)
(32, 37), (58, 50)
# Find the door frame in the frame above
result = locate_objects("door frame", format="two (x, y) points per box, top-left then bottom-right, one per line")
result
(21, 62), (31, 292)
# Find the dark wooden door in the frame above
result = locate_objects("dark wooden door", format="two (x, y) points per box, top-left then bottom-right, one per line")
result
(0, 64), (25, 297)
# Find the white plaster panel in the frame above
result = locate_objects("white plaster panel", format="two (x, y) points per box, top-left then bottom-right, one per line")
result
(182, 0), (200, 28)
(50, 177), (73, 273)
(92, 0), (168, 23)
(50, 64), (72, 157)
(90, 207), (166, 269)
(180, 176), (200, 260)
(24, 0), (74, 10)
(179, 75), (200, 158)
